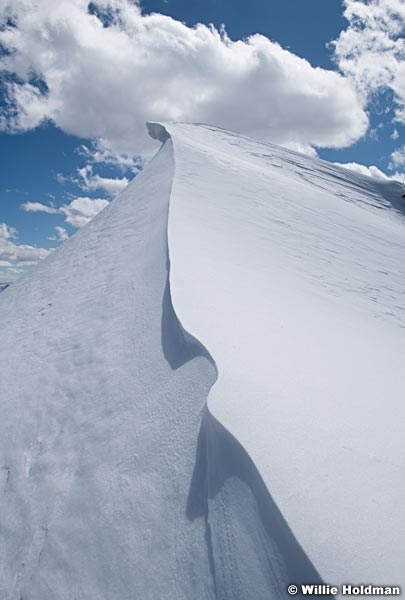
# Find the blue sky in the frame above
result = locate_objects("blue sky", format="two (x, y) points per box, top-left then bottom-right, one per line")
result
(0, 0), (404, 281)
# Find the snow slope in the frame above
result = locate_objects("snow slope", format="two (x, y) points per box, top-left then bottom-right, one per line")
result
(1, 123), (404, 599)
(0, 141), (217, 600)
(157, 123), (405, 596)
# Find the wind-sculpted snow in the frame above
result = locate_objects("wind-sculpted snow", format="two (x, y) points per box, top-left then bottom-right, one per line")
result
(151, 123), (405, 597)
(0, 127), (323, 600)
(1, 123), (404, 599)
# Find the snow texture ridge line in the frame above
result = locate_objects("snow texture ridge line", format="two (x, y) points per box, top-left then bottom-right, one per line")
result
(148, 122), (328, 599)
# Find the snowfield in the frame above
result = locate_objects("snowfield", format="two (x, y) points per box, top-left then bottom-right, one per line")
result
(1, 123), (404, 599)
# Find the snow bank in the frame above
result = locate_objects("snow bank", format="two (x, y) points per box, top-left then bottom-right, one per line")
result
(1, 122), (404, 599)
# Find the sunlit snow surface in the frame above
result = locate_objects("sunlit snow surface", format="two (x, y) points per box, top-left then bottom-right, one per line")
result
(1, 123), (404, 599)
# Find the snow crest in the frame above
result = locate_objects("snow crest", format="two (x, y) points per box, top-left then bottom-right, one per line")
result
(0, 125), (322, 600)
(151, 122), (405, 598)
(151, 123), (327, 599)
(1, 122), (404, 599)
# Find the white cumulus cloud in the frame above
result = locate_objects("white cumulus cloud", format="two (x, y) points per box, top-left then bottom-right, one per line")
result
(0, 0), (368, 155)
(21, 197), (110, 228)
(60, 197), (110, 228)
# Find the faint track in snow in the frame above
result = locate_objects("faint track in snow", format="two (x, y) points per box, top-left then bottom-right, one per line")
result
(186, 410), (328, 600)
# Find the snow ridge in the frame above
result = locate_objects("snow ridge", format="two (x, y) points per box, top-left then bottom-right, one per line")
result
(149, 122), (405, 598)
(1, 121), (404, 599)
(0, 124), (324, 600)
(150, 121), (326, 599)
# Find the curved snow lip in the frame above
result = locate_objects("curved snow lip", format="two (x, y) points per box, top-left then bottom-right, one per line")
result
(148, 122), (329, 598)
(148, 121), (219, 379)
(147, 121), (172, 144)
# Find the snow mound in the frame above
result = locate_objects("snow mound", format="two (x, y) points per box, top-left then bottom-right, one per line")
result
(1, 123), (404, 599)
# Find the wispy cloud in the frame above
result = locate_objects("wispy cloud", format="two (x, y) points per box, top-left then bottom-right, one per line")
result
(76, 165), (129, 196)
(20, 201), (59, 214)
(76, 139), (141, 172)
(0, 222), (51, 277)
(333, 1), (405, 130)
(333, 0), (405, 107)
(332, 0), (405, 177)
(48, 226), (69, 241)
(390, 145), (405, 168)
(21, 197), (110, 228)
(0, 223), (17, 240)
